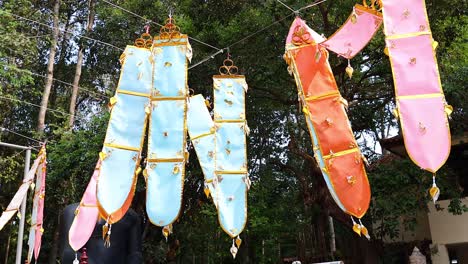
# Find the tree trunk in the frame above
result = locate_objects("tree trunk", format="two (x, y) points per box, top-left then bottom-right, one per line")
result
(47, 212), (61, 264)
(68, 0), (96, 128)
(4, 229), (11, 264)
(37, 0), (60, 133)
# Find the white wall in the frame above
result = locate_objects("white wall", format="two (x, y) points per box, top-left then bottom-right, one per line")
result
(427, 198), (468, 245)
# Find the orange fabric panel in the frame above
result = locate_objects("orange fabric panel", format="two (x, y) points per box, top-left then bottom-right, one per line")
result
(288, 35), (370, 219)
(293, 46), (337, 96)
(307, 97), (355, 155)
(326, 152), (370, 218)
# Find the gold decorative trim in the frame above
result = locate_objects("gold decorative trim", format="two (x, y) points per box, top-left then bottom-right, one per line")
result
(103, 143), (140, 152)
(396, 93), (442, 100)
(386, 31), (431, 40)
(216, 119), (245, 123)
(322, 148), (360, 160)
(191, 131), (215, 141)
(305, 90), (340, 101)
(147, 158), (185, 163)
(117, 89), (150, 97)
(215, 170), (248, 175)
(151, 96), (186, 101)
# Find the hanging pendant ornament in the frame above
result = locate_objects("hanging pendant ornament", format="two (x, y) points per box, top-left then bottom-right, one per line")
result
(359, 219), (370, 240)
(230, 239), (238, 259)
(235, 236), (242, 248)
(104, 224), (112, 248)
(346, 59), (354, 79)
(204, 183), (210, 198)
(102, 221), (108, 240)
(162, 224), (173, 242)
(429, 174), (440, 203)
(73, 252), (79, 264)
(351, 216), (361, 236)
(350, 7), (358, 24)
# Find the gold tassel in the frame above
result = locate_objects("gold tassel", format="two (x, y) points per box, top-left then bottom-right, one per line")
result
(359, 219), (370, 240)
(351, 7), (358, 24)
(103, 223), (112, 248)
(162, 224), (173, 242)
(346, 59), (354, 79)
(235, 236), (242, 248)
(204, 183), (210, 198)
(429, 174), (440, 203)
(108, 96), (117, 110)
(102, 222), (109, 240)
(444, 104), (453, 116)
(351, 216), (361, 236)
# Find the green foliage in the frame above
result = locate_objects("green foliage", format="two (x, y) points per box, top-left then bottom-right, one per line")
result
(0, 0), (466, 263)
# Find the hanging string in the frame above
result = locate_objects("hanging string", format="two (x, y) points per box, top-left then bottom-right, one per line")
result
(190, 0), (327, 70)
(100, 0), (222, 51)
(0, 63), (109, 100)
(0, 95), (86, 122)
(275, 0), (296, 12)
(0, 9), (124, 51)
(0, 127), (43, 144)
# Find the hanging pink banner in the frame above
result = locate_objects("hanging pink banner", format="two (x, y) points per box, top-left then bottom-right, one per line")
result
(68, 160), (102, 251)
(320, 4), (382, 59)
(382, 0), (451, 201)
(27, 147), (47, 262)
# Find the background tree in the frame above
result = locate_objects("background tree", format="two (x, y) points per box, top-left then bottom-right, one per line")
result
(0, 0), (466, 263)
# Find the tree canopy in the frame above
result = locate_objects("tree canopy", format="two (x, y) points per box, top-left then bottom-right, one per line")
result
(0, 0), (466, 263)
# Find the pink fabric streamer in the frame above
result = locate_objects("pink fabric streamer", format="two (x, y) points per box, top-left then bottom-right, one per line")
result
(27, 150), (47, 262)
(0, 149), (45, 231)
(382, 0), (451, 173)
(320, 5), (383, 59)
(68, 160), (102, 251)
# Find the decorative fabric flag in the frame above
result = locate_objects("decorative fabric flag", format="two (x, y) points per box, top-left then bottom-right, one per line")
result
(284, 17), (371, 238)
(381, 0), (451, 202)
(320, 4), (382, 60)
(213, 59), (250, 257)
(0, 146), (46, 231)
(96, 44), (152, 235)
(187, 94), (218, 207)
(68, 160), (101, 253)
(27, 146), (47, 262)
(320, 4), (382, 78)
(145, 18), (191, 239)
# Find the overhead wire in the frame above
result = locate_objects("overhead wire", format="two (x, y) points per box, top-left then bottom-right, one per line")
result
(0, 127), (43, 144)
(0, 63), (109, 100)
(0, 9), (124, 52)
(101, 0), (222, 51)
(190, 0), (328, 70)
(275, 0), (296, 12)
(0, 95), (84, 120)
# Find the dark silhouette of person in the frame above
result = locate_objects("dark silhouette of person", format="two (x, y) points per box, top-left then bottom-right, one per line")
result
(59, 203), (143, 264)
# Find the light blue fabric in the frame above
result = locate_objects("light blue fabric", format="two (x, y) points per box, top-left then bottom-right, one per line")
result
(187, 95), (218, 205)
(117, 46), (153, 94)
(187, 95), (214, 137)
(146, 161), (183, 226)
(215, 123), (246, 171)
(152, 39), (188, 97)
(148, 100), (185, 159)
(97, 146), (139, 214)
(97, 46), (151, 217)
(146, 40), (188, 226)
(213, 78), (246, 120)
(216, 173), (247, 238)
(104, 93), (149, 147)
(213, 76), (248, 238)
